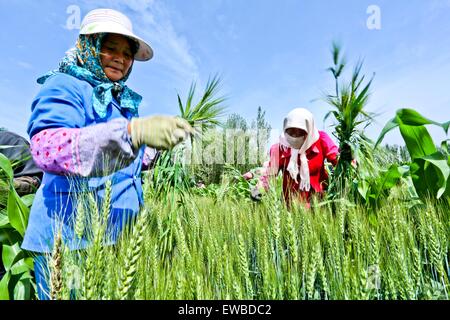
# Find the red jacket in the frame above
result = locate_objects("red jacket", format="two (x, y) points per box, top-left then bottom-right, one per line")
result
(260, 131), (339, 205)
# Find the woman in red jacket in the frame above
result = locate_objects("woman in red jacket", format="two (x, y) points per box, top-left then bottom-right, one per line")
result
(254, 108), (339, 207)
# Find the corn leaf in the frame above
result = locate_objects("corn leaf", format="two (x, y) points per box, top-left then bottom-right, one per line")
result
(375, 116), (399, 148)
(0, 153), (13, 182)
(7, 187), (29, 237)
(13, 273), (33, 300)
(0, 228), (21, 246)
(396, 108), (449, 132)
(419, 152), (449, 198)
(375, 109), (449, 154)
(0, 211), (9, 228)
(0, 271), (11, 300)
(2, 242), (22, 271)
(410, 152), (449, 199)
(399, 124), (437, 159)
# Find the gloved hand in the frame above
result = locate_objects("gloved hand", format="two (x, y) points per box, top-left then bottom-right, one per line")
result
(13, 176), (41, 195)
(129, 115), (193, 150)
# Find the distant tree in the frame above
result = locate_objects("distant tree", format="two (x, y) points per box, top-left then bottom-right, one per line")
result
(224, 113), (249, 167)
(225, 113), (248, 131)
(251, 106), (272, 164)
(384, 144), (411, 163)
(191, 109), (271, 184)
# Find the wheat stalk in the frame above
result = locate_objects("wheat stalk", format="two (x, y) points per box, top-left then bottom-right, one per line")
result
(118, 208), (149, 300)
(75, 200), (86, 239)
(50, 230), (63, 300)
(237, 234), (254, 298)
(316, 242), (329, 299)
(306, 244), (317, 300)
(286, 210), (299, 264)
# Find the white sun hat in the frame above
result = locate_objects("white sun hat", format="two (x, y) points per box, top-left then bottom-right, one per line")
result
(79, 8), (153, 61)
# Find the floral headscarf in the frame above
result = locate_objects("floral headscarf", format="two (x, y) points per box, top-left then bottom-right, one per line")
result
(37, 33), (142, 119)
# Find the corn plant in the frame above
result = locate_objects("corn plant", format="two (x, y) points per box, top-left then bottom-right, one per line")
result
(376, 108), (450, 199)
(324, 42), (375, 196)
(0, 153), (35, 300)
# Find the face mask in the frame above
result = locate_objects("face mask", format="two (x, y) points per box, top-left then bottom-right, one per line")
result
(285, 134), (305, 149)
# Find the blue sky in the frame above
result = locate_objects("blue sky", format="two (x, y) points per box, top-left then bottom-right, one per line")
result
(0, 0), (449, 147)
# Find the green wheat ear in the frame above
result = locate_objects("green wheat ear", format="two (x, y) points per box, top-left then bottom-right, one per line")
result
(286, 210), (298, 264)
(50, 229), (63, 300)
(101, 180), (112, 221)
(118, 208), (149, 300)
(75, 199), (86, 239)
(50, 184), (449, 300)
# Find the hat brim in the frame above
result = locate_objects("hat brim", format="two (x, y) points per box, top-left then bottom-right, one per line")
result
(80, 24), (153, 61)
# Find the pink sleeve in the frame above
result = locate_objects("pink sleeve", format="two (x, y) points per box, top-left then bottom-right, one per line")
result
(257, 144), (280, 190)
(29, 118), (136, 177)
(30, 128), (80, 176)
(319, 131), (339, 166)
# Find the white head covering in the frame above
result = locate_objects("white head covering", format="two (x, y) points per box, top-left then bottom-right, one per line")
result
(279, 108), (320, 191)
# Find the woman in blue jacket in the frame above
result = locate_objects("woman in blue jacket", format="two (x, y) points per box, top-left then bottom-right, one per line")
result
(23, 8), (192, 299)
